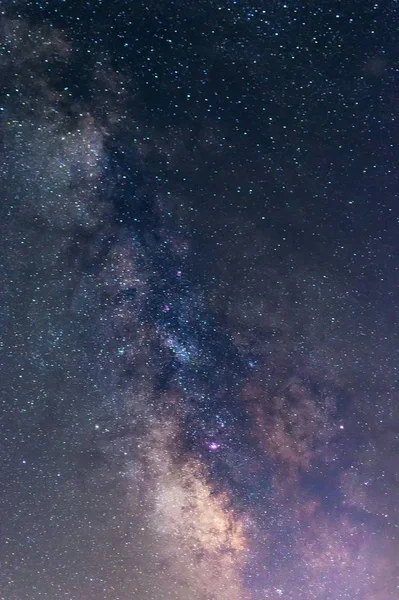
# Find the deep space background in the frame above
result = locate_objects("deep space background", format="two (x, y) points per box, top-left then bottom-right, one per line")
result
(0, 1), (398, 599)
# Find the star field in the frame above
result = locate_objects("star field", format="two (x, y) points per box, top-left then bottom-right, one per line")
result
(0, 1), (398, 599)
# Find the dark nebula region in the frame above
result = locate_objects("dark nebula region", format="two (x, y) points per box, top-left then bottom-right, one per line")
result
(0, 1), (398, 599)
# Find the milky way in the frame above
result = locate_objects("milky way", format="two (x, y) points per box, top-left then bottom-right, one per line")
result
(0, 2), (398, 599)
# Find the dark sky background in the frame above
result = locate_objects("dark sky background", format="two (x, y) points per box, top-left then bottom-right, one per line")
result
(0, 1), (398, 599)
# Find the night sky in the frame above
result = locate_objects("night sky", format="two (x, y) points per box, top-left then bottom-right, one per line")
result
(0, 1), (398, 599)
